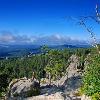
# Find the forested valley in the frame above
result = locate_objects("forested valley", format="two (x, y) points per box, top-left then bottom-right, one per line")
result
(0, 45), (100, 100)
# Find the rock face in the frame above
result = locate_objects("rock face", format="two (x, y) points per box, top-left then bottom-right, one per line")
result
(55, 55), (81, 87)
(37, 54), (82, 100)
(7, 78), (40, 99)
(24, 92), (65, 100)
(64, 55), (82, 93)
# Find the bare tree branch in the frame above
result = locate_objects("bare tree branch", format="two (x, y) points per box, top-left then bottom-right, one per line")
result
(66, 4), (100, 54)
(78, 19), (100, 54)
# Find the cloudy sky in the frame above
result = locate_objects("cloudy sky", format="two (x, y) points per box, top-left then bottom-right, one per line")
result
(0, 0), (100, 45)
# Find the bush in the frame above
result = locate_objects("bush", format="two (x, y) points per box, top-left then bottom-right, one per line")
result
(0, 73), (9, 96)
(81, 55), (100, 99)
(26, 88), (40, 97)
(91, 92), (100, 100)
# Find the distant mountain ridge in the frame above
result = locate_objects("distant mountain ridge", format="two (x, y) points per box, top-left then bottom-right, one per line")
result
(49, 44), (91, 49)
(0, 44), (91, 58)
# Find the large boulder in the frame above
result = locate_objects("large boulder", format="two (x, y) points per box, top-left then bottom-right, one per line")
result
(7, 78), (40, 99)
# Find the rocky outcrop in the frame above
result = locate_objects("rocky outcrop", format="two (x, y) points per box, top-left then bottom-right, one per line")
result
(36, 54), (82, 100)
(7, 55), (82, 100)
(54, 55), (81, 87)
(24, 92), (65, 100)
(64, 55), (82, 92)
(7, 78), (40, 99)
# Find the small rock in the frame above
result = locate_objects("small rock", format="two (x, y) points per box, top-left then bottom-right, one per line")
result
(81, 95), (91, 100)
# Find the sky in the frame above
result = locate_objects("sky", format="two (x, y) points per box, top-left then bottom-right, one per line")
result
(0, 0), (100, 45)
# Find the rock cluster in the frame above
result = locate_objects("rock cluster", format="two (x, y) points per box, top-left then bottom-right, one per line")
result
(7, 55), (83, 100)
(7, 78), (40, 99)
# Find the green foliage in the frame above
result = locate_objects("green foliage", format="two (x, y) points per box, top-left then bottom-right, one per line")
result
(81, 55), (100, 99)
(91, 92), (100, 100)
(13, 92), (19, 97)
(0, 73), (9, 92)
(75, 48), (90, 57)
(75, 48), (91, 70)
(0, 48), (72, 94)
(45, 49), (71, 80)
(26, 88), (40, 97)
(1, 46), (96, 97)
(41, 45), (50, 54)
(0, 73), (9, 97)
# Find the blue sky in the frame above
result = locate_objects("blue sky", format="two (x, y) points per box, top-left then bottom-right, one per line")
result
(0, 0), (100, 45)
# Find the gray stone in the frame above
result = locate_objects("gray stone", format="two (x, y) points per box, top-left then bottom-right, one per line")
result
(8, 78), (40, 99)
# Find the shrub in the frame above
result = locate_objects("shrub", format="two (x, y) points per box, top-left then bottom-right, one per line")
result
(26, 88), (40, 97)
(0, 73), (9, 96)
(91, 92), (100, 100)
(81, 55), (100, 99)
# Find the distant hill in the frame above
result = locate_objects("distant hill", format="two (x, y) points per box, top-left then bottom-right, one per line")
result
(0, 44), (40, 58)
(0, 44), (91, 58)
(49, 44), (90, 49)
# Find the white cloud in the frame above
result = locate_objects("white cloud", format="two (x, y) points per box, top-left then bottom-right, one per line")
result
(33, 34), (88, 45)
(0, 31), (15, 42)
(0, 31), (88, 45)
(0, 31), (34, 44)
